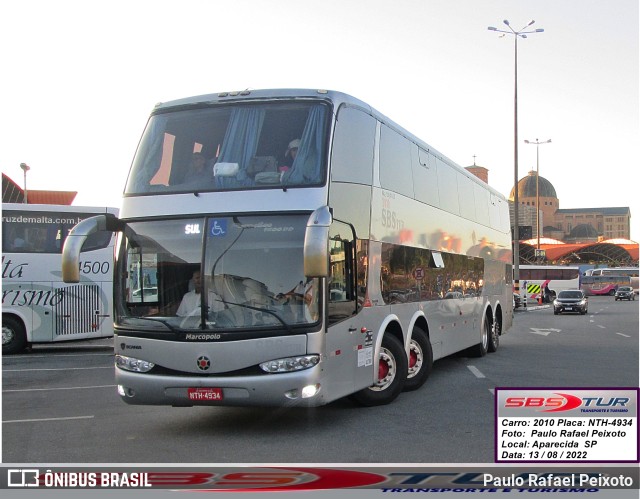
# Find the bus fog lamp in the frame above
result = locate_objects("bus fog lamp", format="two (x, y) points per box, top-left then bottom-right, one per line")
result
(301, 384), (320, 398)
(115, 354), (155, 373)
(259, 355), (319, 373)
(117, 385), (135, 397)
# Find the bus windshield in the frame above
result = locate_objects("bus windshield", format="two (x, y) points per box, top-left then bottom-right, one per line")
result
(125, 101), (329, 195)
(116, 214), (320, 331)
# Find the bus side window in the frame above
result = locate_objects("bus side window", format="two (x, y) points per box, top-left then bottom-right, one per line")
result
(328, 221), (357, 325)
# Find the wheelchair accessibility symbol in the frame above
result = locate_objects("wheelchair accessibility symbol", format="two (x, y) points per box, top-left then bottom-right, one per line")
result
(210, 219), (227, 237)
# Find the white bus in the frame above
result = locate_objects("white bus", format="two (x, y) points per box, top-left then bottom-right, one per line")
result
(62, 89), (513, 407)
(586, 267), (638, 295)
(2, 203), (117, 354)
(518, 264), (581, 302)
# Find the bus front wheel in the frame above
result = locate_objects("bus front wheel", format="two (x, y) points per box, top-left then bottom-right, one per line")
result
(2, 315), (27, 355)
(350, 334), (407, 406)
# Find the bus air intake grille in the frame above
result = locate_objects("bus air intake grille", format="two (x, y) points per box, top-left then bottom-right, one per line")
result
(55, 284), (101, 335)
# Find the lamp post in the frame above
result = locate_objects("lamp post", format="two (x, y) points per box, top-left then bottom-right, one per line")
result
(488, 19), (544, 297)
(19, 163), (30, 204)
(524, 138), (551, 257)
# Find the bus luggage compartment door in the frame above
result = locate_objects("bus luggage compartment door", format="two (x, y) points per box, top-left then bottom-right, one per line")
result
(53, 283), (104, 337)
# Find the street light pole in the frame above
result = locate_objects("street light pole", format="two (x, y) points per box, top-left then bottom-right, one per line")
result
(488, 19), (544, 297)
(524, 138), (552, 256)
(19, 163), (30, 204)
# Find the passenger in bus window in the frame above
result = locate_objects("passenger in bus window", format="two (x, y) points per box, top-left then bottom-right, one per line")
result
(8, 228), (26, 250)
(182, 153), (209, 184)
(280, 138), (300, 171)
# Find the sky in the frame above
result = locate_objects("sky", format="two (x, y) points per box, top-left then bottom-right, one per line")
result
(2, 0), (638, 239)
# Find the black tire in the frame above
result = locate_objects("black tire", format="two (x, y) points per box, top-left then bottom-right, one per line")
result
(403, 326), (433, 391)
(468, 314), (489, 357)
(2, 315), (27, 355)
(350, 334), (407, 406)
(488, 314), (500, 353)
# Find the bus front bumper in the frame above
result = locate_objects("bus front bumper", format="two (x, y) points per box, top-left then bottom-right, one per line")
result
(115, 365), (326, 407)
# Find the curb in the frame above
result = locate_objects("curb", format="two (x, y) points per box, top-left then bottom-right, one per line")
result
(515, 304), (551, 312)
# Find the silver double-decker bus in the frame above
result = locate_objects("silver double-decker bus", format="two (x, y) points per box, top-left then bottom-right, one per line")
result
(63, 89), (513, 407)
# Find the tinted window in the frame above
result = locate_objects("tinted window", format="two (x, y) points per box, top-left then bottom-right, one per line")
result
(379, 125), (414, 197)
(436, 160), (460, 215)
(412, 148), (440, 207)
(562, 269), (579, 279)
(2, 210), (111, 254)
(381, 243), (484, 303)
(331, 107), (375, 184)
(327, 221), (367, 325)
(558, 291), (583, 299)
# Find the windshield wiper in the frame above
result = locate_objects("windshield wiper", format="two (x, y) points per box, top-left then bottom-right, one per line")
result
(120, 316), (179, 333)
(215, 299), (294, 334)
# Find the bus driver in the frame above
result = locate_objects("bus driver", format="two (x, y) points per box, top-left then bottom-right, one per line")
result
(177, 269), (224, 317)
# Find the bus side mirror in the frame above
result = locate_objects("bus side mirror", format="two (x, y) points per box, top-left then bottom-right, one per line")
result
(303, 206), (332, 278)
(62, 214), (121, 283)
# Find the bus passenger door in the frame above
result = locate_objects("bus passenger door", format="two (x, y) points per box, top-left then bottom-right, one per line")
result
(324, 222), (372, 397)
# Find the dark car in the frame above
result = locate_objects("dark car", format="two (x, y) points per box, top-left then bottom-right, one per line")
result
(513, 292), (522, 309)
(553, 289), (588, 315)
(614, 286), (635, 301)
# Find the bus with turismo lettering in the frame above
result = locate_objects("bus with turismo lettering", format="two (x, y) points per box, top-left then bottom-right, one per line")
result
(62, 89), (513, 407)
(2, 203), (118, 354)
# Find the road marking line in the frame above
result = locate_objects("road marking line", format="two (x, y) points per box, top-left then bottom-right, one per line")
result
(3, 385), (115, 393)
(616, 333), (631, 338)
(3, 415), (95, 424)
(489, 388), (495, 395)
(597, 325), (606, 329)
(8, 353), (113, 359)
(529, 328), (560, 336)
(3, 367), (113, 372)
(467, 365), (485, 378)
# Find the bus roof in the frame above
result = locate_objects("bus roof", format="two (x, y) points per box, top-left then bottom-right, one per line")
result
(2, 203), (118, 215)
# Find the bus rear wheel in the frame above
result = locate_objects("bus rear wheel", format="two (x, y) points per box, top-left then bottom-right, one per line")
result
(403, 326), (433, 391)
(350, 334), (407, 406)
(2, 315), (27, 355)
(467, 314), (490, 357)
(488, 315), (500, 353)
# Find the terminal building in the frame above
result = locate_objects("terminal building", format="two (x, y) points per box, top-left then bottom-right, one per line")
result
(510, 170), (632, 242)
(464, 165), (637, 266)
(507, 170), (635, 265)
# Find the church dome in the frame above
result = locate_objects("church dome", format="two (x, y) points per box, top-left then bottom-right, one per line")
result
(569, 223), (599, 239)
(509, 170), (557, 200)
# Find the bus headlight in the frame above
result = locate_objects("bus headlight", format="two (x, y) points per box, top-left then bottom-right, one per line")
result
(115, 354), (155, 373)
(260, 355), (320, 373)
